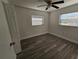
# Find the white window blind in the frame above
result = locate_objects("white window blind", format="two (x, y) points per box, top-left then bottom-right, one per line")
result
(32, 15), (43, 26)
(60, 12), (78, 27)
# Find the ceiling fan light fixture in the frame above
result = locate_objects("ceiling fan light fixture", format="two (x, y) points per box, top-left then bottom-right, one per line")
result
(38, 0), (64, 10)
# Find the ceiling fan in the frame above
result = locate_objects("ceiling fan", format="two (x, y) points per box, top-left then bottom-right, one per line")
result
(38, 0), (64, 10)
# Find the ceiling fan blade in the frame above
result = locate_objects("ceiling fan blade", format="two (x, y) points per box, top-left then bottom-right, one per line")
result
(45, 6), (48, 10)
(37, 5), (47, 7)
(52, 1), (64, 4)
(52, 5), (59, 9)
(45, 5), (50, 10)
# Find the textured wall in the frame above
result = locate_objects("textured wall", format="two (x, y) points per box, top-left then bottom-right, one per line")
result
(15, 6), (48, 40)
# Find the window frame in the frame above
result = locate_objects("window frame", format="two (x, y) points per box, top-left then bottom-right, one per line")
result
(59, 12), (78, 27)
(32, 15), (44, 26)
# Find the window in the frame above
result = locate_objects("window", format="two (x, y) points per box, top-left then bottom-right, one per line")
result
(32, 15), (43, 26)
(59, 12), (78, 27)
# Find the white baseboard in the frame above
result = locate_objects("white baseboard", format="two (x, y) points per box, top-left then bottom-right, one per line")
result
(21, 32), (48, 40)
(20, 32), (77, 44)
(49, 33), (78, 44)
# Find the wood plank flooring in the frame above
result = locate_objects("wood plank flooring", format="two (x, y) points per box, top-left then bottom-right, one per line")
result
(17, 33), (78, 59)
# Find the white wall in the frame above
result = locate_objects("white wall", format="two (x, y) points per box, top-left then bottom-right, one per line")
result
(48, 4), (78, 43)
(15, 6), (48, 40)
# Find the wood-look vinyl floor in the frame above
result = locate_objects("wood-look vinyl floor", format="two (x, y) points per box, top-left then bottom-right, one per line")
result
(17, 34), (78, 59)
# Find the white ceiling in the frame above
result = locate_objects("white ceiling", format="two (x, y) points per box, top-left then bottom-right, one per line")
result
(13, 0), (78, 12)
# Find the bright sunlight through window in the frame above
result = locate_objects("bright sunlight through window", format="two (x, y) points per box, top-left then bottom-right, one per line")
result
(32, 15), (43, 26)
(59, 12), (78, 27)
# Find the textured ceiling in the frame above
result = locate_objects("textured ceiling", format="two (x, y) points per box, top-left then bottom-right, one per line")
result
(13, 0), (78, 12)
